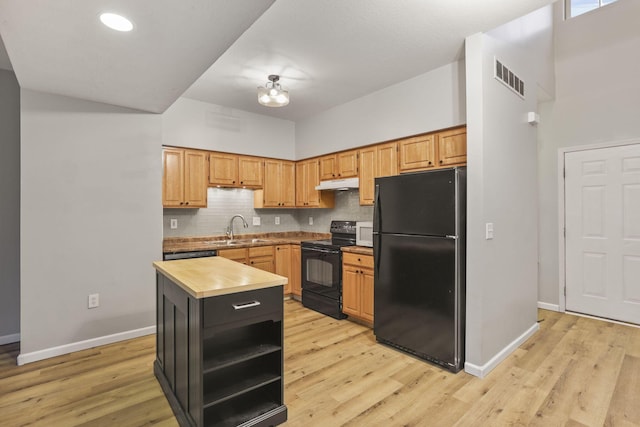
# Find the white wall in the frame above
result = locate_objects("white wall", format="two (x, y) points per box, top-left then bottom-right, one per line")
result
(0, 69), (20, 344)
(464, 5), (553, 376)
(19, 90), (162, 362)
(295, 61), (467, 158)
(537, 0), (640, 306)
(162, 97), (296, 159)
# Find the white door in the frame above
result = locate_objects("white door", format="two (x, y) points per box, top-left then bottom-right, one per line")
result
(565, 143), (640, 324)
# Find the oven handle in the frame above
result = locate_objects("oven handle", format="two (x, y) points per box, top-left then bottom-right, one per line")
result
(302, 247), (340, 255)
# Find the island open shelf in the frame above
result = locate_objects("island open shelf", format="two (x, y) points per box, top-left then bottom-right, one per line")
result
(153, 257), (288, 427)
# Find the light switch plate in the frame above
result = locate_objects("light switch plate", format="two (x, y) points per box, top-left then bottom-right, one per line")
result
(170, 218), (177, 229)
(485, 222), (494, 240)
(309, 217), (313, 225)
(275, 216), (280, 225)
(253, 216), (261, 226)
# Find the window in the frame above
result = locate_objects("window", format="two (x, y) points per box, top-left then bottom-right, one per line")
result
(565, 0), (618, 19)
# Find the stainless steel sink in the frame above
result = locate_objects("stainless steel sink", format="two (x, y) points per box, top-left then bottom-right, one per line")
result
(205, 238), (271, 247)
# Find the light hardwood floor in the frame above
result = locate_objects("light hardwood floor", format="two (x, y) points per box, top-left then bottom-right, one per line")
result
(1, 301), (638, 426)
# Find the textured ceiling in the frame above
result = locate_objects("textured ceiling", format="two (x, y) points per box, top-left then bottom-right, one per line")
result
(0, 0), (555, 118)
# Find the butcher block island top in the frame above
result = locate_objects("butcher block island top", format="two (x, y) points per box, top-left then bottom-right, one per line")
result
(153, 256), (287, 299)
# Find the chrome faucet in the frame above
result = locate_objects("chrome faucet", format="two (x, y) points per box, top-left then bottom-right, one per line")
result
(226, 214), (249, 240)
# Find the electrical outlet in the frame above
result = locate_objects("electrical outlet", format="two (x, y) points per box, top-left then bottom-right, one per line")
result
(88, 293), (100, 309)
(275, 216), (280, 225)
(253, 216), (261, 226)
(309, 216), (313, 225)
(170, 218), (178, 229)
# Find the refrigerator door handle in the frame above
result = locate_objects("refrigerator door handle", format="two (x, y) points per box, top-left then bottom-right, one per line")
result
(446, 235), (458, 239)
(373, 235), (380, 275)
(374, 183), (381, 232)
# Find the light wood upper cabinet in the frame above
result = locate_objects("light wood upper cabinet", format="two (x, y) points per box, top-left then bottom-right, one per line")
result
(275, 245), (292, 295)
(209, 152), (238, 186)
(162, 147), (207, 208)
(399, 134), (436, 172)
(238, 155), (263, 187)
(209, 153), (263, 188)
(398, 126), (467, 173)
(337, 150), (358, 178)
(358, 147), (376, 206)
(377, 142), (399, 178)
(437, 127), (467, 167)
(296, 158), (335, 208)
(359, 142), (398, 206)
(319, 155), (338, 181)
(320, 150), (358, 180)
(256, 159), (295, 208)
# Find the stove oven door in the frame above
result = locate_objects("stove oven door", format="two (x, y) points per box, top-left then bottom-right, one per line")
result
(301, 246), (341, 300)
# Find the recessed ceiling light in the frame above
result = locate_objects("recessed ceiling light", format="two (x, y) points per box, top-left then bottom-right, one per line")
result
(99, 13), (133, 32)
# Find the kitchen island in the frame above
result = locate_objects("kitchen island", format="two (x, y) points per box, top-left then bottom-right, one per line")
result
(153, 257), (288, 427)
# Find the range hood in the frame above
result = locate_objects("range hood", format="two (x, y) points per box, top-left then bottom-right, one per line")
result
(315, 177), (359, 191)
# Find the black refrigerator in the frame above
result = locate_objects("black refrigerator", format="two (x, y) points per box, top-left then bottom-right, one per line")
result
(373, 167), (466, 372)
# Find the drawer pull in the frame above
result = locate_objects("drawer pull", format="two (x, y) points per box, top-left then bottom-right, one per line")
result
(232, 301), (261, 310)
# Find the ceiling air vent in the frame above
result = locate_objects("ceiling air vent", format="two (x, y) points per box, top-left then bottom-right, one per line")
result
(494, 58), (524, 99)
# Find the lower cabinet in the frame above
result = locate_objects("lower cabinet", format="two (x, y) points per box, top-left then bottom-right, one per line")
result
(218, 246), (275, 273)
(291, 245), (301, 298)
(155, 273), (287, 427)
(342, 252), (374, 324)
(274, 245), (291, 295)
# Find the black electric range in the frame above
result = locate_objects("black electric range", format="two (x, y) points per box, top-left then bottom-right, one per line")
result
(301, 220), (356, 319)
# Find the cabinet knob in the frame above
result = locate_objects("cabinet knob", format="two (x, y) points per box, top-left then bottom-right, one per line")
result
(240, 181), (244, 184)
(439, 160), (443, 164)
(185, 202), (189, 205)
(358, 258), (361, 262)
(428, 161), (432, 165)
(233, 180), (236, 183)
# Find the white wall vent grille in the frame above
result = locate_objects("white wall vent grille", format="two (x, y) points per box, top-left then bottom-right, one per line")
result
(494, 58), (525, 99)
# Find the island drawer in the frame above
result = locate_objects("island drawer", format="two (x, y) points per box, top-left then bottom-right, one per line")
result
(203, 287), (282, 328)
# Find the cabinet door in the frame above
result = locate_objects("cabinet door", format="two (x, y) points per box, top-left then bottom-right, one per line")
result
(337, 150), (358, 178)
(304, 159), (322, 207)
(376, 142), (398, 177)
(275, 245), (291, 294)
(361, 267), (375, 323)
(437, 127), (467, 166)
(183, 150), (207, 208)
(262, 159), (282, 207)
(209, 153), (238, 186)
(358, 147), (376, 206)
(399, 134), (436, 172)
(295, 161), (307, 207)
(238, 155), (263, 188)
(291, 245), (301, 297)
(319, 155), (337, 180)
(280, 161), (296, 207)
(250, 257), (275, 273)
(163, 148), (184, 207)
(217, 248), (248, 264)
(341, 266), (360, 317)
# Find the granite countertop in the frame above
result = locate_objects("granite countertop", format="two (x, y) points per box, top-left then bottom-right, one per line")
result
(163, 231), (331, 253)
(153, 257), (287, 299)
(342, 246), (374, 256)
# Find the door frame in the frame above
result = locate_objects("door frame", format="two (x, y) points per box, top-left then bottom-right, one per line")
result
(557, 138), (640, 313)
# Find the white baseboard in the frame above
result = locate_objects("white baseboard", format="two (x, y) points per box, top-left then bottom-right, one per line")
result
(17, 326), (156, 366)
(464, 322), (540, 378)
(0, 333), (20, 345)
(538, 301), (560, 312)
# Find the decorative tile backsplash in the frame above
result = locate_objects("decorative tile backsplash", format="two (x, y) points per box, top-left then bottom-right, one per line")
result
(163, 188), (373, 237)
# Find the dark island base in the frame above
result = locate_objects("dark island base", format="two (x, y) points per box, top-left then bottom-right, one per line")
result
(155, 361), (287, 427)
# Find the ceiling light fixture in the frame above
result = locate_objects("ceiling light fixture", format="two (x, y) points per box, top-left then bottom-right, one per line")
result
(99, 13), (134, 32)
(257, 75), (289, 107)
